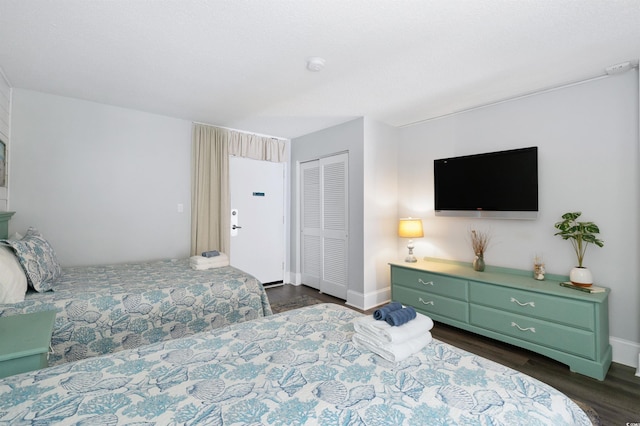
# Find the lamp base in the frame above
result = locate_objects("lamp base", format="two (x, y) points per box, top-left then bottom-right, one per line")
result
(405, 241), (417, 262)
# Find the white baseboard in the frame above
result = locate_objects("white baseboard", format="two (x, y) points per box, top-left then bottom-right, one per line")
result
(286, 271), (301, 285)
(346, 287), (390, 311)
(609, 337), (639, 370)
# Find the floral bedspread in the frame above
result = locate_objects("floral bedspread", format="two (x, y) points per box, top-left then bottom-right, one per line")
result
(0, 304), (590, 425)
(0, 259), (272, 365)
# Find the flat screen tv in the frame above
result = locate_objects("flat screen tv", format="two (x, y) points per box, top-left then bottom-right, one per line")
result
(434, 146), (538, 219)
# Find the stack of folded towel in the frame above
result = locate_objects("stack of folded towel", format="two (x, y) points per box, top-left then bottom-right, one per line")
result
(189, 252), (230, 270)
(352, 302), (434, 363)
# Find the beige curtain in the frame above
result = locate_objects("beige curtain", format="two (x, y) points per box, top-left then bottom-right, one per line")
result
(229, 132), (286, 162)
(191, 124), (286, 256)
(191, 124), (230, 256)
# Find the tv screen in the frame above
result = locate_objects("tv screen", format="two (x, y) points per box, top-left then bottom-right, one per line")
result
(434, 147), (538, 219)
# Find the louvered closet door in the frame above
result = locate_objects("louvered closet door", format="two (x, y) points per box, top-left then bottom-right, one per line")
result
(301, 160), (321, 289)
(300, 153), (349, 299)
(320, 153), (348, 299)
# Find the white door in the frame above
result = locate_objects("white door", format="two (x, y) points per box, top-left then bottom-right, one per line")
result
(230, 156), (284, 284)
(300, 153), (349, 299)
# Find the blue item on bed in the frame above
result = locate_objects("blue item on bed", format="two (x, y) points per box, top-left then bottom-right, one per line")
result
(373, 301), (402, 320)
(385, 306), (417, 326)
(201, 250), (220, 257)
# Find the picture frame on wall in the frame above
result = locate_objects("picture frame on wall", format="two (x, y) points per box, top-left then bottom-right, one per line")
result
(0, 140), (5, 188)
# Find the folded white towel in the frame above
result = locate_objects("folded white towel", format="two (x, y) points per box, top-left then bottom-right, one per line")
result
(353, 312), (434, 345)
(189, 254), (229, 270)
(190, 253), (228, 264)
(352, 331), (432, 363)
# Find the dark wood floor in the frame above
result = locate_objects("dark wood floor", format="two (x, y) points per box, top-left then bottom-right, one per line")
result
(266, 284), (640, 426)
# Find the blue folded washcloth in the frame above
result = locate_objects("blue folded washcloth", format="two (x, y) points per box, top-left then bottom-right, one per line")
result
(385, 306), (417, 326)
(373, 302), (403, 321)
(201, 250), (220, 258)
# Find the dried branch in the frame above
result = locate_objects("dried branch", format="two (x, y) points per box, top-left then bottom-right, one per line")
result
(470, 229), (491, 256)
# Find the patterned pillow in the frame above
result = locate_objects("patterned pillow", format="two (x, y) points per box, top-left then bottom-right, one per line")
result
(3, 227), (61, 292)
(0, 245), (28, 303)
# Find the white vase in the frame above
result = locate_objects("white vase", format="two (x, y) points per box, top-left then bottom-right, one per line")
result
(570, 267), (593, 287)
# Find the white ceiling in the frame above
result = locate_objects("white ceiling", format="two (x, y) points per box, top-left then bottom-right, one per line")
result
(1, 0), (639, 139)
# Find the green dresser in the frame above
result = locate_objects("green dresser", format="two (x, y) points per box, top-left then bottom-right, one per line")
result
(0, 310), (57, 378)
(0, 211), (14, 239)
(390, 258), (612, 380)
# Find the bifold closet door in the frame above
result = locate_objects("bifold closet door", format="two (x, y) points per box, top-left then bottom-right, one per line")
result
(300, 160), (321, 289)
(300, 153), (348, 299)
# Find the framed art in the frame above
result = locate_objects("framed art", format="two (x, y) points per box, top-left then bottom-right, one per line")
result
(0, 140), (5, 187)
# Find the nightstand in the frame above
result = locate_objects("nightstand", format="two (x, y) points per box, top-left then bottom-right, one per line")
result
(0, 310), (57, 378)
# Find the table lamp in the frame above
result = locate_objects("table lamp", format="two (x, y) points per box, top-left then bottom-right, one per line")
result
(398, 218), (423, 263)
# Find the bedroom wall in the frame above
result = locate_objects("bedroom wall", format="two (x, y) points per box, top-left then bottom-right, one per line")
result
(10, 89), (192, 266)
(397, 70), (640, 368)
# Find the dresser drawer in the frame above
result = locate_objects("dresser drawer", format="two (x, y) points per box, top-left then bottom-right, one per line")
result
(469, 282), (595, 331)
(470, 305), (596, 359)
(392, 267), (468, 301)
(393, 285), (468, 323)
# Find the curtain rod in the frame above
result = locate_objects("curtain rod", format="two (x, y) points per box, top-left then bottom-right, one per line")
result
(191, 121), (289, 141)
(398, 71), (630, 128)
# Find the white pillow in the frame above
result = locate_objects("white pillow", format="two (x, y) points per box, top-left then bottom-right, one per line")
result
(0, 245), (28, 303)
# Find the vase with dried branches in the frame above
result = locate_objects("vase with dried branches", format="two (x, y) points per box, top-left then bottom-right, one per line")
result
(470, 229), (491, 271)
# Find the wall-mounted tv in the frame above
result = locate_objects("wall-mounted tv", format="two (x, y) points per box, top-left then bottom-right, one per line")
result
(434, 146), (538, 219)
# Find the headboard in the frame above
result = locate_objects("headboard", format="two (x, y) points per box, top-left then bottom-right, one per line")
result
(0, 211), (15, 239)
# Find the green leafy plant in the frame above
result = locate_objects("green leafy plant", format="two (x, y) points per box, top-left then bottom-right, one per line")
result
(554, 212), (604, 267)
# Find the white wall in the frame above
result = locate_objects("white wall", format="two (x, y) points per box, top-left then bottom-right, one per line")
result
(10, 89), (192, 266)
(398, 70), (640, 367)
(362, 118), (398, 308)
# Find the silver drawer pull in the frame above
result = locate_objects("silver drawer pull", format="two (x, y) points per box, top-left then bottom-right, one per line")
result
(511, 322), (536, 333)
(510, 297), (535, 308)
(418, 297), (434, 306)
(418, 278), (434, 286)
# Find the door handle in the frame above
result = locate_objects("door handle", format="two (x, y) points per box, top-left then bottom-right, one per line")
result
(232, 225), (242, 230)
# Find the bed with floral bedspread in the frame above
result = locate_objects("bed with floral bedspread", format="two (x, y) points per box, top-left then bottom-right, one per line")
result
(0, 259), (272, 366)
(0, 303), (590, 425)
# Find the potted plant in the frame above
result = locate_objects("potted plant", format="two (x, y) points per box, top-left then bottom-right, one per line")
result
(553, 212), (604, 286)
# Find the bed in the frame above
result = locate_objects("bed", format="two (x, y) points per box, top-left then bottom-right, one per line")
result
(0, 220), (272, 366)
(0, 304), (591, 425)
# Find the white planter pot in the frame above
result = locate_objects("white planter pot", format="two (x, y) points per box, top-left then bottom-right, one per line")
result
(570, 267), (593, 287)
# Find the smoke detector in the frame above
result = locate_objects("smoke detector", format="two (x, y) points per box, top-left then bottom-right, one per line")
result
(306, 57), (326, 72)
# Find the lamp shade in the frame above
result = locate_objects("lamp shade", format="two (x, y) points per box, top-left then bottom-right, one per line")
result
(398, 218), (424, 238)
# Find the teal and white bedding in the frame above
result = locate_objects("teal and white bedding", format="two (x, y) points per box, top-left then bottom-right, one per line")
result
(0, 259), (272, 366)
(0, 303), (590, 425)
